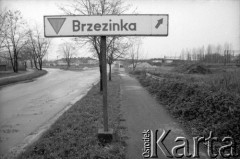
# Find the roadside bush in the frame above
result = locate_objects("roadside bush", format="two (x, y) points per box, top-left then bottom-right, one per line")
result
(136, 73), (240, 156)
(129, 70), (145, 75)
(206, 70), (240, 95)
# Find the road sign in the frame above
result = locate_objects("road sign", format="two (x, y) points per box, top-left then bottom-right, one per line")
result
(44, 14), (168, 37)
(43, 13), (169, 140)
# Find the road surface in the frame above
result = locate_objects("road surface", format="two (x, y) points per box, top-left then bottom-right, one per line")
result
(0, 68), (99, 157)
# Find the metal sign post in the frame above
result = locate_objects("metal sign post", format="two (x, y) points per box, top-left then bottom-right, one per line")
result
(100, 36), (108, 132)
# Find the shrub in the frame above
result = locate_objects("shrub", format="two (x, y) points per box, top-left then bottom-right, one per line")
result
(206, 70), (240, 95)
(136, 73), (240, 156)
(129, 70), (145, 75)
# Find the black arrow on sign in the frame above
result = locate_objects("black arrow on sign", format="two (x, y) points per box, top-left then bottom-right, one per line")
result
(155, 18), (163, 29)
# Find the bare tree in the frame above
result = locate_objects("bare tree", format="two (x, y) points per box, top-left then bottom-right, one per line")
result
(59, 42), (75, 68)
(236, 53), (240, 64)
(21, 44), (34, 68)
(58, 0), (131, 91)
(192, 48), (197, 61)
(206, 44), (213, 54)
(199, 46), (205, 61)
(186, 49), (192, 61)
(179, 42), (238, 65)
(205, 44), (216, 63)
(223, 42), (232, 65)
(28, 28), (51, 70)
(3, 10), (28, 72)
(216, 44), (222, 54)
(195, 46), (204, 62)
(129, 38), (142, 71)
(180, 49), (186, 60)
(107, 37), (130, 80)
(0, 8), (7, 50)
(26, 39), (38, 69)
(214, 44), (221, 63)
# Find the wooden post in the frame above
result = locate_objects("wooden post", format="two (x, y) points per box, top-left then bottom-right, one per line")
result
(101, 36), (108, 132)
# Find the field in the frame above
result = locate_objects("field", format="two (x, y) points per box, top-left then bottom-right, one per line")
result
(131, 63), (240, 158)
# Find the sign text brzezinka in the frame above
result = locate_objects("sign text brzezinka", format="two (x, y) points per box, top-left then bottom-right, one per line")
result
(44, 14), (168, 37)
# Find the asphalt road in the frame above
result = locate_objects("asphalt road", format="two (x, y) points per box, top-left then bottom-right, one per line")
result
(0, 68), (99, 156)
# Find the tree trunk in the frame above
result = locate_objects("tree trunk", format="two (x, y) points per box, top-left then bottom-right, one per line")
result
(14, 52), (18, 73)
(24, 61), (27, 70)
(30, 59), (33, 68)
(34, 57), (39, 70)
(132, 63), (136, 71)
(10, 57), (15, 72)
(109, 63), (112, 81)
(224, 51), (227, 66)
(39, 59), (42, 70)
(67, 61), (70, 68)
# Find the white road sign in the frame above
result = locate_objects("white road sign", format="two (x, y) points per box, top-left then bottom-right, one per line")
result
(44, 14), (168, 37)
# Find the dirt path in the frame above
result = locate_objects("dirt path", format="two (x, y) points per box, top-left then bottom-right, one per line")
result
(119, 69), (208, 159)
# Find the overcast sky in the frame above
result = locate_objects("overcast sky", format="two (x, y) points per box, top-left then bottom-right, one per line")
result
(0, 0), (239, 60)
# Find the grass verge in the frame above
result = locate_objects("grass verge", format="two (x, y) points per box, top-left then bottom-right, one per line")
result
(0, 69), (47, 87)
(17, 73), (126, 159)
(133, 70), (240, 158)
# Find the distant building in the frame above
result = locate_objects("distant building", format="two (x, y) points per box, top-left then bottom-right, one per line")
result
(43, 61), (56, 67)
(128, 62), (156, 70)
(57, 60), (67, 66)
(149, 56), (183, 64)
(152, 60), (163, 63)
(115, 60), (125, 68)
(0, 50), (10, 64)
(164, 59), (173, 63)
(0, 50), (26, 71)
(87, 59), (98, 65)
(55, 57), (98, 66)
